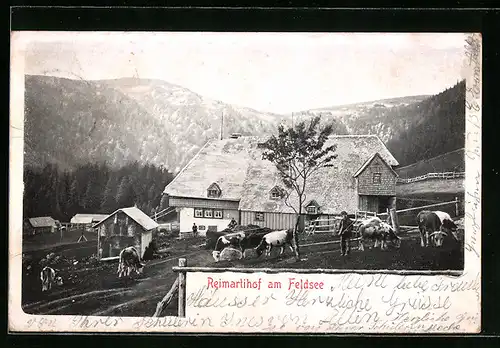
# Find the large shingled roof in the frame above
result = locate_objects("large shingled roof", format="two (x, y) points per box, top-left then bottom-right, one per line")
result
(164, 137), (259, 200)
(164, 135), (399, 215)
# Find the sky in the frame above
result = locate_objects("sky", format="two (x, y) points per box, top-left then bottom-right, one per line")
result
(16, 31), (467, 114)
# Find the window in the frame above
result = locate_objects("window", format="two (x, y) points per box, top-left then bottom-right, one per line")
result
(214, 210), (223, 219)
(198, 225), (206, 230)
(194, 209), (203, 218)
(255, 212), (264, 221)
(207, 183), (221, 198)
(208, 189), (219, 197)
(270, 186), (283, 200)
(204, 209), (213, 218)
(373, 173), (382, 184)
(306, 206), (317, 214)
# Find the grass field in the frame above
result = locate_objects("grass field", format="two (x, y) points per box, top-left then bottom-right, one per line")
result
(396, 178), (464, 197)
(396, 148), (465, 178)
(21, 230), (464, 317)
(23, 229), (98, 252)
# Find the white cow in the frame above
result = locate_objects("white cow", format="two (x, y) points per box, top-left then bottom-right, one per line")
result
(255, 229), (296, 257)
(40, 266), (63, 292)
(433, 211), (460, 240)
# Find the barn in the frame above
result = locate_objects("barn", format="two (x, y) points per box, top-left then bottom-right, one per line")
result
(25, 216), (58, 235)
(93, 207), (159, 260)
(70, 213), (109, 231)
(163, 135), (399, 235)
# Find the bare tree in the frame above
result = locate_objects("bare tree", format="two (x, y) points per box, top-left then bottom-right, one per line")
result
(261, 115), (338, 260)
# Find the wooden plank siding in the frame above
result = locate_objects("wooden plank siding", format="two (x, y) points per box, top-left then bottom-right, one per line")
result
(169, 196), (239, 210)
(97, 211), (147, 259)
(240, 210), (298, 230)
(357, 155), (397, 196)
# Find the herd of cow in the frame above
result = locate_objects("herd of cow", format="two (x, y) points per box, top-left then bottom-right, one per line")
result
(37, 209), (461, 293)
(211, 209), (460, 262)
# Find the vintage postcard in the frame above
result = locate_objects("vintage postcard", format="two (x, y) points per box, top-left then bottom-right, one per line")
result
(9, 31), (481, 333)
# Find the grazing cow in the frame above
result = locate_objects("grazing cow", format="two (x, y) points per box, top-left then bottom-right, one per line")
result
(357, 217), (401, 251)
(212, 232), (246, 262)
(433, 211), (460, 240)
(417, 210), (459, 248)
(117, 246), (146, 278)
(40, 266), (62, 292)
(255, 229), (296, 258)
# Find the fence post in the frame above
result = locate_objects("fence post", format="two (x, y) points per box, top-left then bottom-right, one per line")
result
(178, 258), (187, 317)
(389, 208), (400, 235)
(455, 196), (459, 217)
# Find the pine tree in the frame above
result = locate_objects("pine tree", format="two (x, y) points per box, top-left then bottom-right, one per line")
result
(101, 175), (118, 213)
(116, 176), (136, 208)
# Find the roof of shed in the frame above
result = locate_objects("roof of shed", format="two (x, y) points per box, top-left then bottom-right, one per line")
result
(93, 207), (159, 231)
(70, 214), (110, 224)
(353, 152), (399, 178)
(28, 217), (56, 228)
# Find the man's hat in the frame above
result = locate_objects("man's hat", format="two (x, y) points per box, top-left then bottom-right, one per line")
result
(340, 211), (348, 215)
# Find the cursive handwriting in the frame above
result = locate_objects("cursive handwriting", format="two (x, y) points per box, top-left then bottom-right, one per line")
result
(187, 286), (278, 308)
(71, 316), (123, 329)
(25, 317), (57, 330)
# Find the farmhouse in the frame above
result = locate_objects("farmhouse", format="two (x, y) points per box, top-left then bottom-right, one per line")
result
(24, 216), (58, 235)
(163, 135), (399, 235)
(93, 207), (159, 260)
(70, 213), (109, 231)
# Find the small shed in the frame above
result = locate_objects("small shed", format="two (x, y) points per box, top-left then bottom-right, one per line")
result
(354, 152), (398, 213)
(26, 217), (57, 235)
(93, 207), (159, 261)
(70, 213), (109, 231)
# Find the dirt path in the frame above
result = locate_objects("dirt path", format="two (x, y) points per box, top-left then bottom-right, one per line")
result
(24, 249), (213, 317)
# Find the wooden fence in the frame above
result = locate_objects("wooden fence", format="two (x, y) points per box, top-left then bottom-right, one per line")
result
(396, 171), (465, 184)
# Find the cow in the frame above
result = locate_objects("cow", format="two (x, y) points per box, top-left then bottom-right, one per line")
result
(357, 217), (401, 251)
(40, 266), (63, 292)
(417, 210), (459, 248)
(433, 211), (460, 240)
(255, 229), (297, 258)
(117, 246), (146, 278)
(212, 231), (246, 262)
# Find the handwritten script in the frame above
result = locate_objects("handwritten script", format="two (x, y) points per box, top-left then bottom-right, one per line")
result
(464, 33), (482, 260)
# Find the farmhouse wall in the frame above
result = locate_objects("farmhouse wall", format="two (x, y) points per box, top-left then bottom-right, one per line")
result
(97, 211), (144, 258)
(178, 207), (238, 236)
(240, 210), (298, 230)
(169, 196), (239, 210)
(357, 156), (396, 196)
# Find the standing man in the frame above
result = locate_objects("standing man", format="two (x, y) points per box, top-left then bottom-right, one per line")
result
(192, 222), (198, 237)
(227, 217), (237, 230)
(337, 211), (353, 256)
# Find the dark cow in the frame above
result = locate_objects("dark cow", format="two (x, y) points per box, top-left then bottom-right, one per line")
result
(117, 246), (146, 278)
(417, 210), (459, 247)
(40, 266), (63, 292)
(255, 229), (297, 258)
(357, 217), (401, 251)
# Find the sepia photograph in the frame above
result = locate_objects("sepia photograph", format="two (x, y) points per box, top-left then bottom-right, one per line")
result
(10, 31), (479, 330)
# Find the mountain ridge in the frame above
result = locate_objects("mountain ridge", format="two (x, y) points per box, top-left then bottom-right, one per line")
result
(23, 74), (464, 172)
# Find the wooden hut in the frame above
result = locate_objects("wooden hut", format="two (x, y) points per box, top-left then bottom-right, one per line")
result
(93, 207), (159, 261)
(25, 217), (57, 235)
(70, 213), (109, 232)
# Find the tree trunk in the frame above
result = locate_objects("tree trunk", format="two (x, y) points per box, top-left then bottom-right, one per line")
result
(293, 214), (301, 260)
